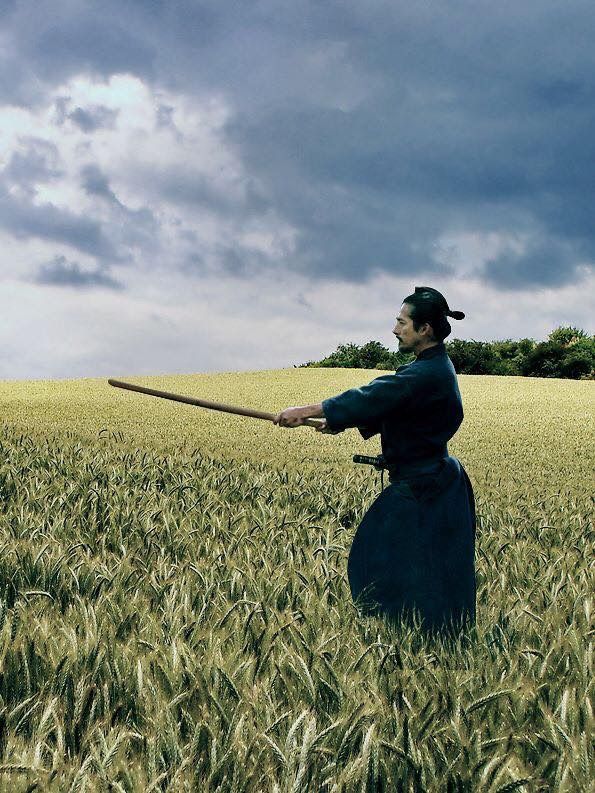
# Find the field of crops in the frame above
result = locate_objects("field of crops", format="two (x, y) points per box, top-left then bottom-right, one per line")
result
(0, 369), (592, 791)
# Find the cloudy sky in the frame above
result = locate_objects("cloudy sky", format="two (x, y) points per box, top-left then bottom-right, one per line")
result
(1, 0), (594, 379)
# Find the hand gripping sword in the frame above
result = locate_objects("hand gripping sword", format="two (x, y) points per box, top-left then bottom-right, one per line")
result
(108, 379), (325, 428)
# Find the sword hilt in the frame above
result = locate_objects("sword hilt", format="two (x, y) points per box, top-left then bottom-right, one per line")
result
(353, 454), (387, 470)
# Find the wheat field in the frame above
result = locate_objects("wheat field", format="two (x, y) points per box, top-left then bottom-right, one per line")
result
(0, 370), (592, 792)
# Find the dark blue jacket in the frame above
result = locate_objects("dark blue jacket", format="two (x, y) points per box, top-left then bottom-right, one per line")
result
(322, 342), (463, 471)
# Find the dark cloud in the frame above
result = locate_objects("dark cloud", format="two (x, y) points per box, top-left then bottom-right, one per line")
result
(479, 238), (588, 291)
(80, 164), (117, 202)
(0, 183), (120, 260)
(4, 0), (595, 289)
(155, 104), (177, 132)
(0, 0), (16, 18)
(296, 292), (312, 310)
(181, 252), (205, 275)
(30, 16), (155, 83)
(219, 245), (273, 277)
(180, 245), (269, 278)
(79, 164), (158, 250)
(34, 255), (123, 290)
(139, 164), (270, 218)
(67, 105), (119, 132)
(4, 138), (63, 190)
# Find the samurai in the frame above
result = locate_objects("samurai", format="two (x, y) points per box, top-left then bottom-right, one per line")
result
(273, 286), (476, 640)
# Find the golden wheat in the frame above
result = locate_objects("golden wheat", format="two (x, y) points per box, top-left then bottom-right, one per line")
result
(0, 369), (592, 791)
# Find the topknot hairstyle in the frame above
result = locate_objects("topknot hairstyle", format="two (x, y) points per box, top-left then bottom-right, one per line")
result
(402, 286), (465, 342)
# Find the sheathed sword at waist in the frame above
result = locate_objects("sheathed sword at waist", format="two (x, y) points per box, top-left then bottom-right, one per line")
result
(353, 454), (387, 470)
(108, 379), (324, 428)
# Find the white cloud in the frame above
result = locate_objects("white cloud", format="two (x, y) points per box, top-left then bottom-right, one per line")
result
(3, 259), (592, 380)
(0, 72), (296, 282)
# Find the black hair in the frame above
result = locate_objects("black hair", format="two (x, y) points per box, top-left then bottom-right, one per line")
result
(402, 286), (465, 342)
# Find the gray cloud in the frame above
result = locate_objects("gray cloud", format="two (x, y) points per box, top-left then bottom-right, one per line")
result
(80, 164), (117, 202)
(68, 105), (119, 132)
(479, 237), (588, 291)
(79, 164), (158, 250)
(30, 16), (155, 84)
(155, 104), (178, 133)
(0, 0), (16, 18)
(0, 183), (120, 260)
(3, 0), (595, 290)
(129, 161), (270, 219)
(4, 138), (63, 190)
(34, 255), (123, 290)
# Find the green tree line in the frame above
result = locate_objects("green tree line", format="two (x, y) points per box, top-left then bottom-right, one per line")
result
(299, 326), (594, 379)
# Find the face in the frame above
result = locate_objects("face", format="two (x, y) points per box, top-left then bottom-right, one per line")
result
(392, 303), (431, 353)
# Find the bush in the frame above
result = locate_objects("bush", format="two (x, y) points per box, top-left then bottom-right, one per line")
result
(521, 342), (566, 378)
(560, 350), (593, 379)
(445, 339), (499, 375)
(300, 326), (593, 378)
(548, 326), (588, 346)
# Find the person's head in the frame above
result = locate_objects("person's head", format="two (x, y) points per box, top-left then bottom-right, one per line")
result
(392, 286), (465, 354)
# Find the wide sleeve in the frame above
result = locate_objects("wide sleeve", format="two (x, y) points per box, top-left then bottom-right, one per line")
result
(357, 423), (381, 440)
(321, 369), (417, 432)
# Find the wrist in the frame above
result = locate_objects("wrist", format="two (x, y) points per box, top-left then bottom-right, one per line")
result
(301, 403), (324, 419)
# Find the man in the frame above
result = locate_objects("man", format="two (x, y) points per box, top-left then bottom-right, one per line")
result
(273, 286), (476, 640)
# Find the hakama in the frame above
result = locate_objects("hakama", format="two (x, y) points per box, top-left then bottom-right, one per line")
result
(347, 455), (476, 637)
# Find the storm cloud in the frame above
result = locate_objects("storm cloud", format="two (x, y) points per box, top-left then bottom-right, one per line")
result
(0, 0), (593, 377)
(66, 104), (119, 133)
(0, 184), (120, 260)
(35, 255), (122, 290)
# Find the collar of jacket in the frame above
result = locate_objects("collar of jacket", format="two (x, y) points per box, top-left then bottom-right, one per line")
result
(416, 342), (446, 360)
